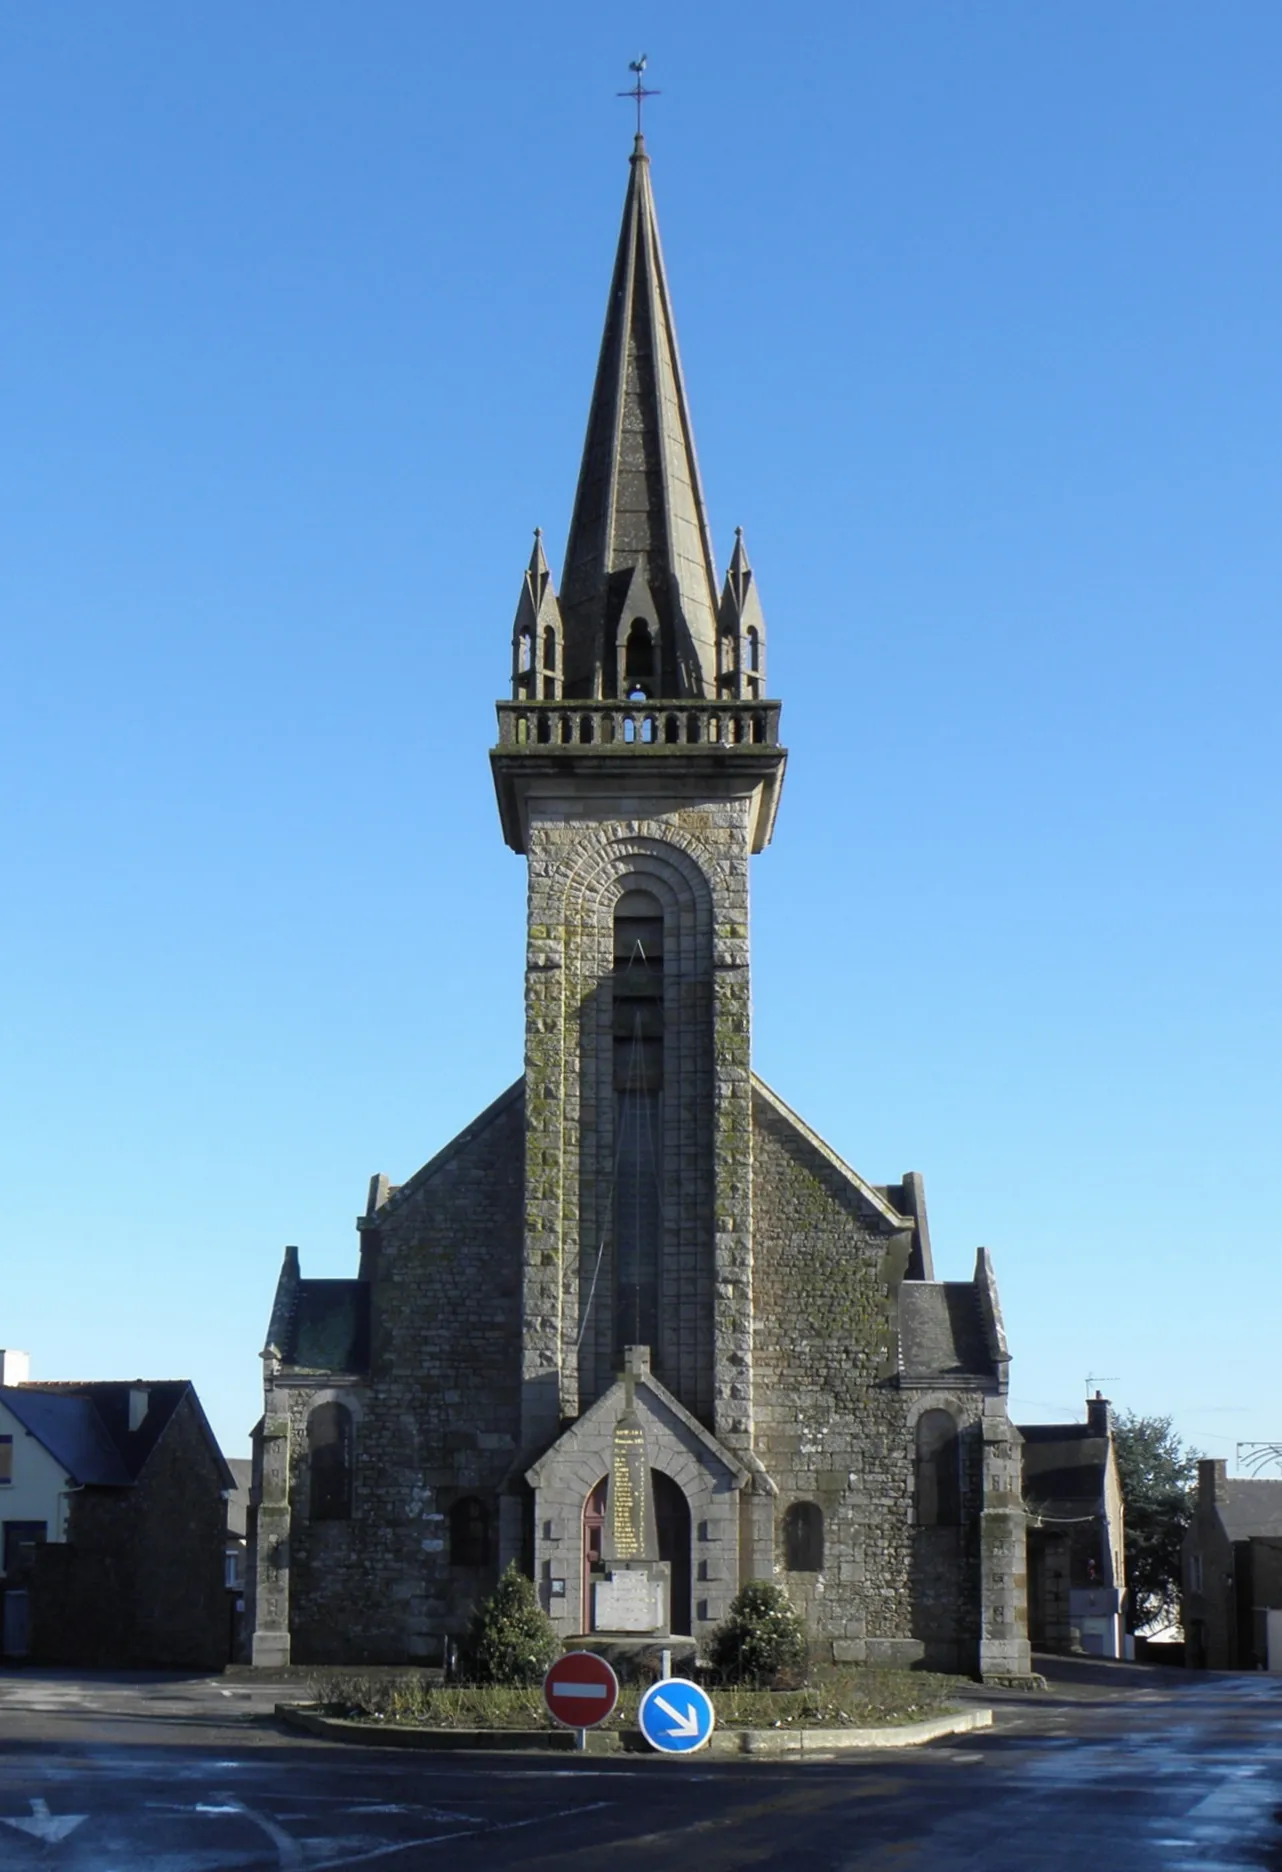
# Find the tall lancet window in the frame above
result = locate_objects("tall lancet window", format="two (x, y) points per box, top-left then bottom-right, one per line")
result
(612, 889), (664, 1359)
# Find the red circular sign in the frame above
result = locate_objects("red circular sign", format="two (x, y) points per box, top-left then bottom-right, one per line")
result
(543, 1650), (620, 1729)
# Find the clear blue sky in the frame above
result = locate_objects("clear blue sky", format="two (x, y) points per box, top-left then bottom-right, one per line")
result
(3, 4), (1279, 1467)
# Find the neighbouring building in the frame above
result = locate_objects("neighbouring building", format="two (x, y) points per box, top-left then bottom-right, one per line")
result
(247, 133), (1032, 1681)
(225, 1455), (253, 1661)
(0, 1358), (235, 1668)
(1183, 1459), (1282, 1670)
(1020, 1393), (1126, 1657)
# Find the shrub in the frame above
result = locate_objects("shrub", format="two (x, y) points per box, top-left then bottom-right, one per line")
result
(708, 1579), (808, 1687)
(462, 1562), (561, 1686)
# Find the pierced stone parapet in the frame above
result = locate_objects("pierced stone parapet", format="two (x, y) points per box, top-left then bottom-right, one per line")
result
(495, 699), (781, 752)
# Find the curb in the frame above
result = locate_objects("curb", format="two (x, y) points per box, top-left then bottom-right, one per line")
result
(275, 1703), (992, 1756)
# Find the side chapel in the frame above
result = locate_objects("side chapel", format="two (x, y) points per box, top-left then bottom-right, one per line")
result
(247, 133), (1032, 1680)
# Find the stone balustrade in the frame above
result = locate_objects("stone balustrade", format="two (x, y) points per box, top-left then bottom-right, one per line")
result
(494, 699), (781, 751)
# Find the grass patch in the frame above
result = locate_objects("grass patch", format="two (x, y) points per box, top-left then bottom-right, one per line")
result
(308, 1664), (965, 1732)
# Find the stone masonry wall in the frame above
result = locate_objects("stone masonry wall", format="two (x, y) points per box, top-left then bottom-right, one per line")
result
(282, 1093), (524, 1664)
(751, 1087), (985, 1670)
(521, 799), (754, 1449)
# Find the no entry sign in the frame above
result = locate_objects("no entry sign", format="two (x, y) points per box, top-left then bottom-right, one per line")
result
(542, 1651), (620, 1730)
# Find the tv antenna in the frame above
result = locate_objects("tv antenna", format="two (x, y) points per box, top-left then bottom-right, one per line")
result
(1237, 1441), (1282, 1476)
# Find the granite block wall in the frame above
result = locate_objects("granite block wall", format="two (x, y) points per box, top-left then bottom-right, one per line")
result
(277, 1092), (525, 1664)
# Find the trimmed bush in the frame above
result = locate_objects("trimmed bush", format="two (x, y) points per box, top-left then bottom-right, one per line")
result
(708, 1579), (808, 1687)
(462, 1562), (561, 1687)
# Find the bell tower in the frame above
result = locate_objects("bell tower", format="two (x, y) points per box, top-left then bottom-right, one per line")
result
(491, 136), (786, 1461)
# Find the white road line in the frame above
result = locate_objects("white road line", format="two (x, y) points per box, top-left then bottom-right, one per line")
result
(310, 1801), (614, 1870)
(207, 1793), (304, 1869)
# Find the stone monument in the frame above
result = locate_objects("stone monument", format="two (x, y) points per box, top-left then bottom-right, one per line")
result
(592, 1360), (670, 1634)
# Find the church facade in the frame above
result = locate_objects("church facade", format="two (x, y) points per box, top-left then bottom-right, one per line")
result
(247, 136), (1031, 1681)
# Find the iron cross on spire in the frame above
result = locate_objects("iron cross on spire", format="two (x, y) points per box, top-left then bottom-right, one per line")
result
(618, 56), (660, 138)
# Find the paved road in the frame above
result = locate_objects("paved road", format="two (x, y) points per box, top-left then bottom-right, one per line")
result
(0, 1664), (1278, 1869)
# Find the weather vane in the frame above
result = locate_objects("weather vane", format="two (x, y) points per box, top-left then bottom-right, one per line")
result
(618, 56), (660, 139)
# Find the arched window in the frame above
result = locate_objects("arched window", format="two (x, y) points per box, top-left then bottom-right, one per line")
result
(783, 1501), (824, 1572)
(915, 1410), (960, 1527)
(623, 618), (656, 697)
(308, 1402), (353, 1521)
(449, 1495), (491, 1568)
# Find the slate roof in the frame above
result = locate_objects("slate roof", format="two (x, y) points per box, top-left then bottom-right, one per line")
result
(1218, 1479), (1282, 1541)
(0, 1388), (132, 1486)
(1019, 1422), (1110, 1521)
(282, 1280), (370, 1373)
(898, 1282), (994, 1381)
(0, 1380), (233, 1489)
(225, 1457), (253, 1540)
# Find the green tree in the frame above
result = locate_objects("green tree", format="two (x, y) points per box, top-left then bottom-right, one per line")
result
(708, 1580), (809, 1687)
(462, 1563), (561, 1686)
(1113, 1410), (1200, 1633)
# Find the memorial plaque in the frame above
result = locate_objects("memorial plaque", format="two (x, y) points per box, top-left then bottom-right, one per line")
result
(603, 1377), (658, 1566)
(594, 1569), (665, 1632)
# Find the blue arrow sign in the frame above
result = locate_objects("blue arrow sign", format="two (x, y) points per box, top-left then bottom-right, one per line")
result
(637, 1677), (716, 1754)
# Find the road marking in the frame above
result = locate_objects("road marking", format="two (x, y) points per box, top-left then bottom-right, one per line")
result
(309, 1800), (614, 1870)
(0, 1797), (88, 1843)
(515, 1779), (904, 1869)
(205, 1793), (304, 1869)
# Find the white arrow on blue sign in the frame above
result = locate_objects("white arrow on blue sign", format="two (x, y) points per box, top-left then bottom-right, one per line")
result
(637, 1677), (716, 1754)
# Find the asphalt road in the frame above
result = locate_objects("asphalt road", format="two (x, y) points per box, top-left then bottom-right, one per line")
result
(0, 1663), (1279, 1869)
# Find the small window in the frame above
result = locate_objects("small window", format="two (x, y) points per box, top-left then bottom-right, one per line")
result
(915, 1411), (960, 1527)
(450, 1496), (491, 1569)
(783, 1501), (824, 1572)
(0, 1436), (11, 1484)
(2, 1520), (46, 1576)
(308, 1403), (354, 1521)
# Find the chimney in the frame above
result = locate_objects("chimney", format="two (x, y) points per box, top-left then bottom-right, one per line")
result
(1086, 1390), (1113, 1437)
(1198, 1457), (1227, 1507)
(0, 1351), (31, 1386)
(128, 1387), (150, 1433)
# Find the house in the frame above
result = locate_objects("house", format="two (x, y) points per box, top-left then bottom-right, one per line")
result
(1020, 1393), (1126, 1657)
(1183, 1458), (1282, 1670)
(0, 1357), (235, 1668)
(246, 132), (1033, 1681)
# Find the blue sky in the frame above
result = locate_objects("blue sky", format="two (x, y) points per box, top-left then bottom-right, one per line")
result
(3, 3), (1278, 1466)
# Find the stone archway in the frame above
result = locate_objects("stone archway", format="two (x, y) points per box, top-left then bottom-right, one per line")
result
(580, 1469), (692, 1635)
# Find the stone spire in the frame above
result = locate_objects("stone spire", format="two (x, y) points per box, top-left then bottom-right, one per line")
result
(558, 136), (720, 700)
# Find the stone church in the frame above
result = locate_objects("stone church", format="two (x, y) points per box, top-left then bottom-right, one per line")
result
(247, 134), (1031, 1680)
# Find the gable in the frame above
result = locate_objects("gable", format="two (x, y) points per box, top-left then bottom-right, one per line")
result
(526, 1371), (750, 1493)
(366, 1080), (524, 1226)
(751, 1077), (911, 1232)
